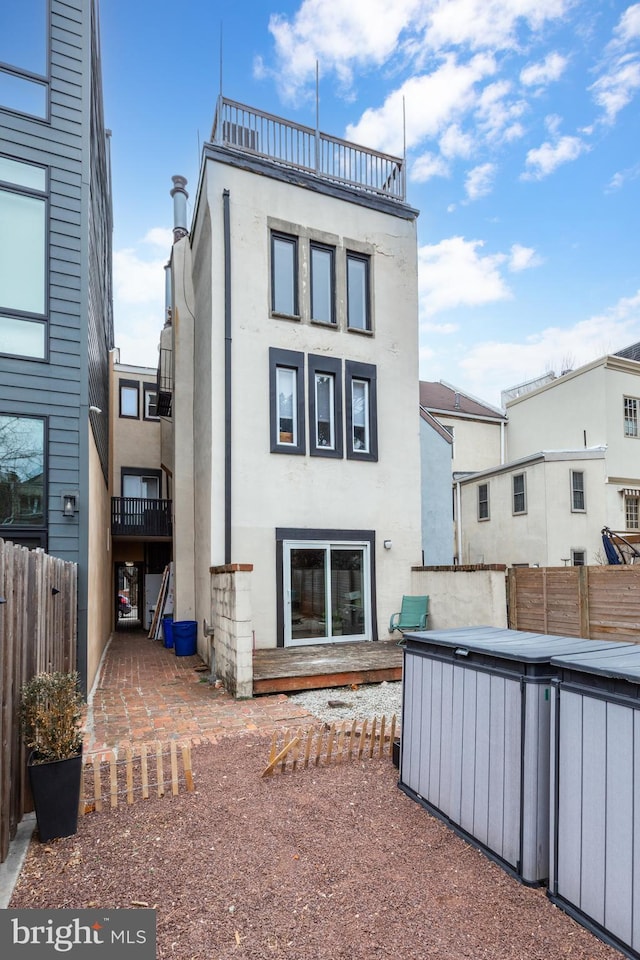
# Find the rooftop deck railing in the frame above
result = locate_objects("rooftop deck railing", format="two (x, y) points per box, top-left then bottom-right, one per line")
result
(211, 97), (405, 202)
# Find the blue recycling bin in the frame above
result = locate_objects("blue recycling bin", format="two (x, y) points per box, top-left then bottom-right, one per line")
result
(162, 616), (174, 648)
(172, 620), (197, 656)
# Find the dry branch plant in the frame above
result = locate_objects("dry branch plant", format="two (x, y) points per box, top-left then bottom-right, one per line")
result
(20, 671), (83, 764)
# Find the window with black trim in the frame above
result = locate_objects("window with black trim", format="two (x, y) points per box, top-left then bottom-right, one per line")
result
(310, 242), (335, 325)
(512, 473), (526, 515)
(0, 155), (47, 359)
(269, 348), (305, 455)
(571, 549), (586, 566)
(478, 482), (489, 520)
(271, 232), (298, 317)
(346, 252), (371, 331)
(143, 383), (159, 420)
(308, 355), (342, 458)
(0, 413), (46, 534)
(119, 380), (139, 419)
(0, 0), (49, 120)
(570, 470), (585, 512)
(346, 360), (377, 461)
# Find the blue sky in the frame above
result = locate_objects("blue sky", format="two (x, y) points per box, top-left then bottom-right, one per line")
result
(99, 0), (640, 407)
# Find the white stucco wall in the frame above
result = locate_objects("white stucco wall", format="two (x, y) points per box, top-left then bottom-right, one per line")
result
(182, 153), (422, 649)
(458, 453), (608, 566)
(438, 415), (504, 475)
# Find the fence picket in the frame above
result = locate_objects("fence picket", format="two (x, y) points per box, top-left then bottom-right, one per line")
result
(262, 715), (399, 776)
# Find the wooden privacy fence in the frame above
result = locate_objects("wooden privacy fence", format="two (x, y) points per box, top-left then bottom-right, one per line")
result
(81, 741), (194, 814)
(0, 538), (78, 864)
(262, 715), (398, 777)
(508, 565), (640, 642)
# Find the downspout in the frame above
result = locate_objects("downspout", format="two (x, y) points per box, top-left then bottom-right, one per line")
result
(223, 189), (232, 564)
(500, 420), (506, 464)
(456, 480), (462, 563)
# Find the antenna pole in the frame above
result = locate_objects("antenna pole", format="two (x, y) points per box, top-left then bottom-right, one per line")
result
(402, 95), (407, 200)
(315, 60), (320, 173)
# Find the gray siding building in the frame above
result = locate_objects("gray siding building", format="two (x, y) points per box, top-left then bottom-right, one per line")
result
(0, 0), (113, 688)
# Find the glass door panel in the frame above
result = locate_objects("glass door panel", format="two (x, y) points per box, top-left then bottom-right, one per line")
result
(331, 548), (365, 638)
(290, 548), (327, 643)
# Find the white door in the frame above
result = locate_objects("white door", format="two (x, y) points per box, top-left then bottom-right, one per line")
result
(283, 540), (370, 646)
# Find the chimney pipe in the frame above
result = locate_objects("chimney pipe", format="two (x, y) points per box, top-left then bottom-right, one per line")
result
(171, 175), (189, 242)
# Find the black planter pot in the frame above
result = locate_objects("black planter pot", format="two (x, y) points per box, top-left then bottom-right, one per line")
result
(392, 737), (400, 769)
(28, 752), (83, 843)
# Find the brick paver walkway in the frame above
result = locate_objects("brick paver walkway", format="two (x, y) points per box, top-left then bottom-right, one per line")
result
(85, 629), (315, 752)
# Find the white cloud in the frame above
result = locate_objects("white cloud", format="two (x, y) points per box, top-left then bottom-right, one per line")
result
(474, 79), (527, 142)
(590, 56), (640, 123)
(439, 123), (474, 158)
(113, 234), (168, 367)
(508, 243), (542, 271)
(423, 0), (569, 53)
(521, 133), (588, 179)
(421, 320), (459, 334)
(590, 4), (640, 123)
(418, 236), (511, 315)
(345, 53), (496, 154)
(451, 289), (640, 404)
(410, 151), (450, 182)
(464, 162), (496, 200)
(520, 51), (568, 87)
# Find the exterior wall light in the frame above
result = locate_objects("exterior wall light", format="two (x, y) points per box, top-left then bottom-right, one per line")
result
(62, 493), (78, 517)
(383, 540), (392, 550)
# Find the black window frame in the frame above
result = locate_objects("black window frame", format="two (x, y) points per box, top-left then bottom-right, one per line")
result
(346, 251), (371, 332)
(308, 354), (343, 459)
(121, 467), (163, 500)
(0, 411), (47, 542)
(512, 472), (527, 515)
(119, 379), (140, 419)
(345, 360), (377, 462)
(143, 383), (159, 421)
(571, 549), (586, 566)
(270, 231), (299, 318)
(310, 241), (336, 326)
(477, 482), (490, 521)
(269, 347), (305, 455)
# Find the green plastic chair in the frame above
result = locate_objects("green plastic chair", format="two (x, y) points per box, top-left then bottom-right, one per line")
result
(389, 595), (429, 642)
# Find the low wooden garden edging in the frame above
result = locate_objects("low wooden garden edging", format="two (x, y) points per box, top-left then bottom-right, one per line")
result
(81, 740), (194, 814)
(262, 715), (398, 777)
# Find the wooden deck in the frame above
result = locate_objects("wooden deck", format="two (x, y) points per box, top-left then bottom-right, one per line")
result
(252, 639), (403, 695)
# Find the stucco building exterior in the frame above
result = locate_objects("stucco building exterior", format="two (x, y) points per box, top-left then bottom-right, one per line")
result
(164, 98), (422, 682)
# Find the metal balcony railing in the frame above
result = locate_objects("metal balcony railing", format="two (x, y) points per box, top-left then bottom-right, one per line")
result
(156, 346), (172, 417)
(212, 97), (405, 202)
(111, 498), (173, 538)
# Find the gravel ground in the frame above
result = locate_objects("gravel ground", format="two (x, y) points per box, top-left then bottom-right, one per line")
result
(11, 734), (619, 960)
(287, 681), (402, 725)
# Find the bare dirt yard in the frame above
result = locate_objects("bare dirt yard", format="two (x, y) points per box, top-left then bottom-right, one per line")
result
(11, 735), (619, 960)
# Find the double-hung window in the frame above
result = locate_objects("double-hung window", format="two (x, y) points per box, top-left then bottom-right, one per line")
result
(308, 355), (342, 458)
(143, 383), (159, 420)
(310, 242), (335, 325)
(512, 473), (527, 515)
(269, 348), (305, 455)
(346, 361), (377, 461)
(571, 470), (585, 512)
(0, 156), (47, 359)
(624, 397), (639, 437)
(271, 232), (298, 317)
(478, 483), (489, 520)
(626, 495), (639, 530)
(346, 252), (371, 331)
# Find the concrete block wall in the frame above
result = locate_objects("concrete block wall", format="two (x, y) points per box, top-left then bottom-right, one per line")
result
(211, 564), (254, 698)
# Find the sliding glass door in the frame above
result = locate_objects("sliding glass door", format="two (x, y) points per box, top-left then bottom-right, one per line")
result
(283, 540), (370, 646)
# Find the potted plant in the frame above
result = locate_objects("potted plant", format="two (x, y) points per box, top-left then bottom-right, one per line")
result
(20, 670), (84, 842)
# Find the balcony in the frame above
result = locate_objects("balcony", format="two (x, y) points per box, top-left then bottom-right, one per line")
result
(111, 498), (172, 539)
(211, 97), (405, 202)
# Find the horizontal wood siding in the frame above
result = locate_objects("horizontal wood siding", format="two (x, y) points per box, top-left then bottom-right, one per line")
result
(509, 566), (640, 642)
